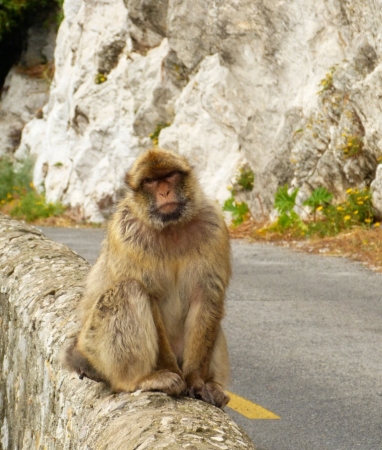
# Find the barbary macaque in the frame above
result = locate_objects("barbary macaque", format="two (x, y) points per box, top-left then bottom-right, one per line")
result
(64, 148), (231, 408)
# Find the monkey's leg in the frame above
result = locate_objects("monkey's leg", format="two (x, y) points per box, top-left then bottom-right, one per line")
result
(136, 298), (186, 395)
(203, 327), (230, 408)
(182, 291), (229, 408)
(77, 280), (185, 396)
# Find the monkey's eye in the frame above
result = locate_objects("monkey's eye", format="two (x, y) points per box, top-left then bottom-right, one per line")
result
(142, 177), (157, 188)
(164, 171), (180, 180)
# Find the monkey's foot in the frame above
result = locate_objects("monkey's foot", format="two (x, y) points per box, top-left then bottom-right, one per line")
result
(76, 367), (105, 383)
(187, 381), (229, 408)
(138, 370), (187, 397)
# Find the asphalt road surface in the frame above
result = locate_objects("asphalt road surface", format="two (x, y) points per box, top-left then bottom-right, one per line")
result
(38, 226), (382, 450)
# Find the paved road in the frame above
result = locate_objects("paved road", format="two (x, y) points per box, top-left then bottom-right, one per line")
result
(38, 226), (382, 450)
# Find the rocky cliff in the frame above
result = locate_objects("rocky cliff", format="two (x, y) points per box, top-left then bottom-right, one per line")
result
(13, 0), (382, 221)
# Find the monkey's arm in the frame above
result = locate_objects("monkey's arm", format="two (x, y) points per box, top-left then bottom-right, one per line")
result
(182, 281), (228, 407)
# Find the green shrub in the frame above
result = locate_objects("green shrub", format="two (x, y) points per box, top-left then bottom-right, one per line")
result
(223, 195), (250, 226)
(0, 156), (33, 201)
(223, 164), (255, 226)
(10, 190), (65, 222)
(267, 185), (375, 237)
(0, 0), (63, 40)
(0, 156), (65, 222)
(149, 123), (171, 146)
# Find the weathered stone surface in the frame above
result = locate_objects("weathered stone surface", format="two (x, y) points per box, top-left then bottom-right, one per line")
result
(0, 215), (255, 450)
(12, 0), (382, 220)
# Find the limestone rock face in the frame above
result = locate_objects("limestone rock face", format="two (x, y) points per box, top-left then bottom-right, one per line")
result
(0, 24), (55, 157)
(15, 0), (382, 220)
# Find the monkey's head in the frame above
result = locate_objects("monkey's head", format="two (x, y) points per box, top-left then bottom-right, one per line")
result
(124, 149), (204, 229)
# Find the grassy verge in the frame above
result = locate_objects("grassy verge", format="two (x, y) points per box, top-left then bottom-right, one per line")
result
(229, 219), (382, 273)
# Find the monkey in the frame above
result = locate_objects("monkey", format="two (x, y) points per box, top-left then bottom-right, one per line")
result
(63, 148), (231, 408)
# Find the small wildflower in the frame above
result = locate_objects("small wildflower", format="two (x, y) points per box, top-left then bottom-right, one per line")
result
(336, 206), (344, 211)
(227, 185), (233, 191)
(344, 215), (351, 221)
(316, 205), (323, 211)
(346, 188), (353, 194)
(353, 210), (359, 214)
(357, 201), (364, 205)
(365, 218), (372, 223)
(374, 222), (380, 227)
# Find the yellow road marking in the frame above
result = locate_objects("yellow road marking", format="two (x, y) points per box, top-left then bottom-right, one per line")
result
(226, 391), (280, 420)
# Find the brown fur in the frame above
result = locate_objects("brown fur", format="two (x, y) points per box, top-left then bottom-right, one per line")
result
(64, 148), (231, 407)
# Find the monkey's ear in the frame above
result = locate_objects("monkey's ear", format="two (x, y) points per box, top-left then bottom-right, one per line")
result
(125, 172), (139, 191)
(125, 172), (133, 188)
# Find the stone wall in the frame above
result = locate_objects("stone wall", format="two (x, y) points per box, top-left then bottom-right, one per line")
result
(0, 215), (255, 450)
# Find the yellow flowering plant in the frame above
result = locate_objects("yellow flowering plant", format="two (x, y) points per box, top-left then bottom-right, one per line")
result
(269, 185), (375, 237)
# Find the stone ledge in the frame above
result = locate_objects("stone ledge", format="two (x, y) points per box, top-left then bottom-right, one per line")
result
(0, 215), (255, 450)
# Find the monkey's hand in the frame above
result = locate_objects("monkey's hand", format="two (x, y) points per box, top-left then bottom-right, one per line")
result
(186, 376), (229, 408)
(138, 370), (187, 397)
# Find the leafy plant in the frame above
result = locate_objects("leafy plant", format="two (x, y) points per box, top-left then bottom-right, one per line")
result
(236, 164), (254, 191)
(0, 156), (33, 201)
(0, 0), (63, 40)
(266, 185), (375, 238)
(223, 196), (250, 226)
(223, 164), (255, 226)
(0, 156), (65, 222)
(10, 190), (65, 221)
(303, 186), (333, 222)
(274, 185), (299, 213)
(318, 66), (336, 94)
(269, 185), (306, 235)
(149, 122), (171, 146)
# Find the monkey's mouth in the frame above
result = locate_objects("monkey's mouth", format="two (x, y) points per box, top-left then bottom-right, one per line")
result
(158, 202), (180, 214)
(154, 202), (186, 223)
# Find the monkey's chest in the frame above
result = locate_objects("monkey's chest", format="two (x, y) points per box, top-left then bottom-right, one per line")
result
(140, 259), (199, 361)
(160, 290), (188, 358)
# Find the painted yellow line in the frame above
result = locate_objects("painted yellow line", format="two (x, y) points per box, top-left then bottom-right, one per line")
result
(226, 391), (280, 420)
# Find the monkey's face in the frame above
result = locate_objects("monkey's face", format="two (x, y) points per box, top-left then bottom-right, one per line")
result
(142, 171), (187, 223)
(125, 149), (202, 229)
